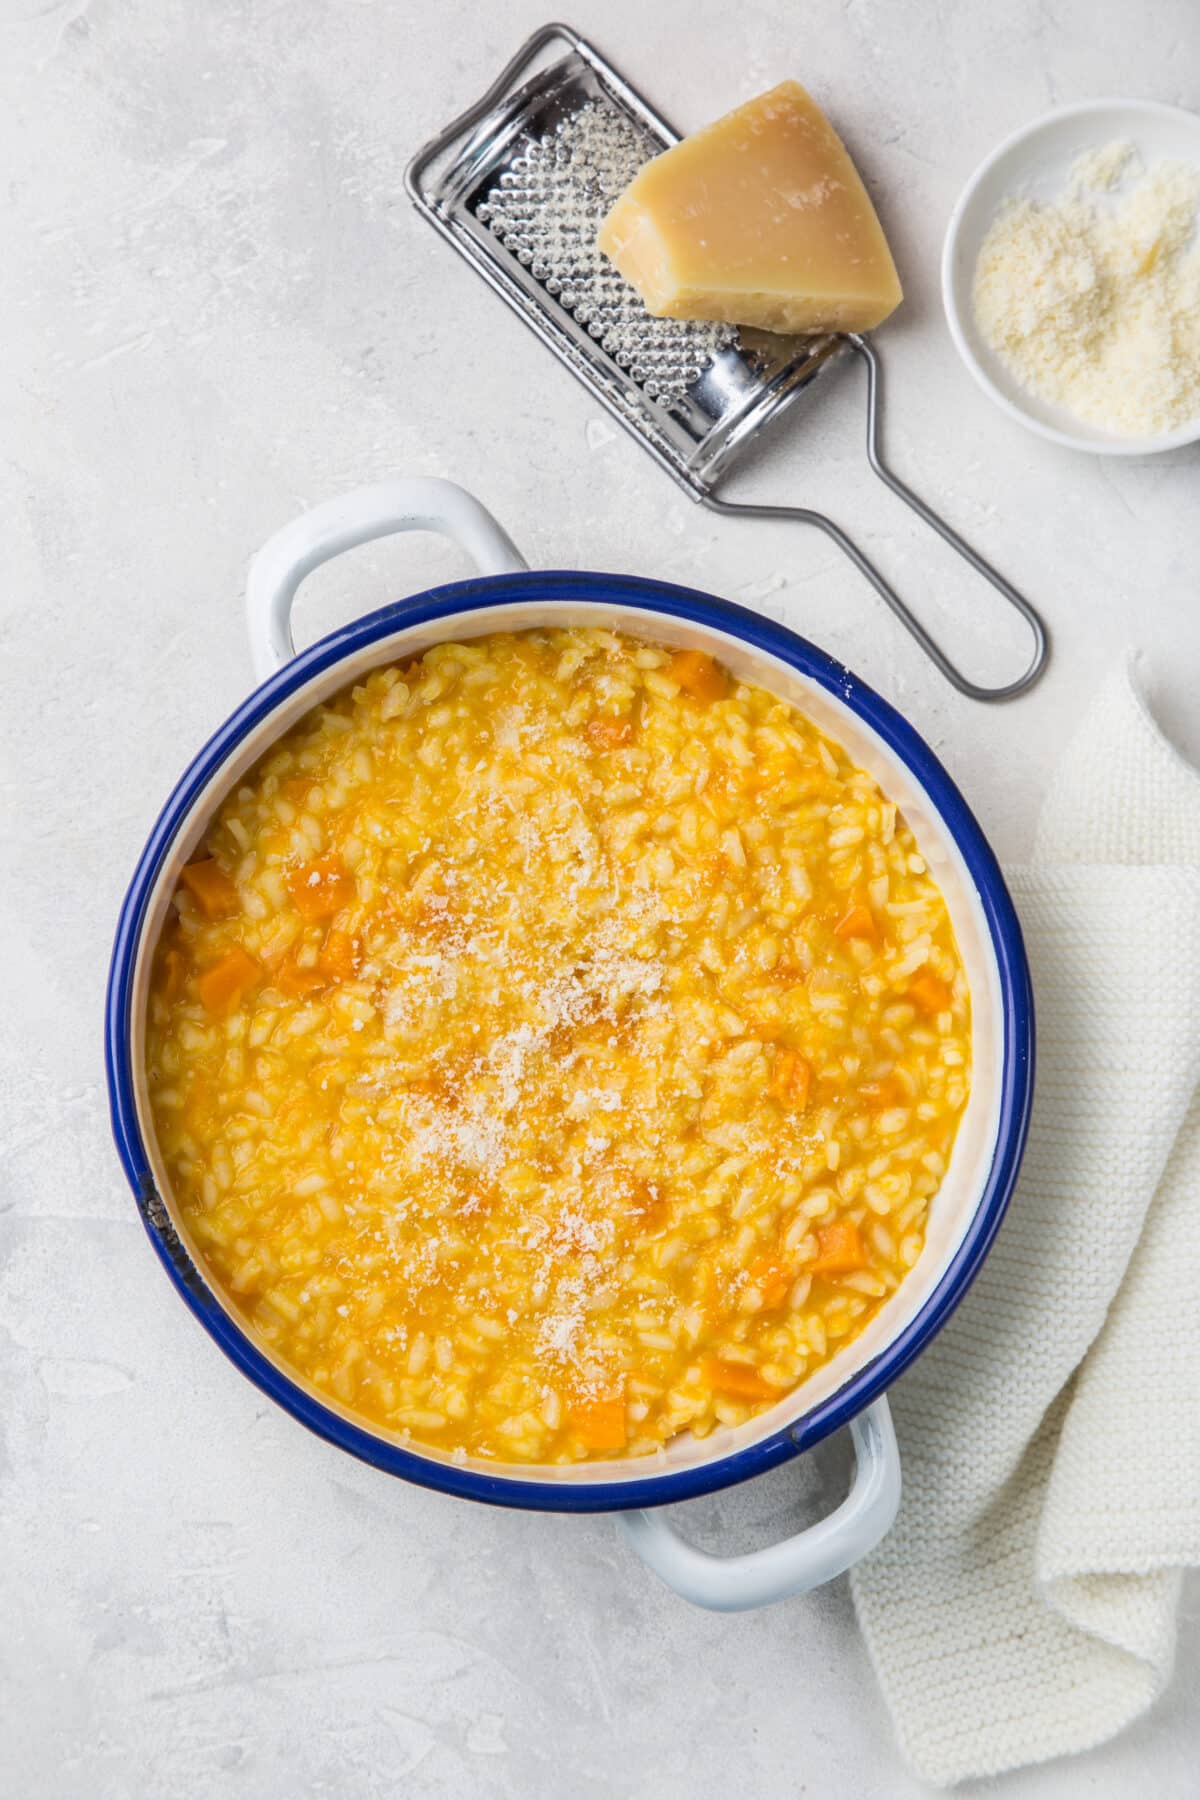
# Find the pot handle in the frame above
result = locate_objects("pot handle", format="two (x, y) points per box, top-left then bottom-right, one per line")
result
(245, 477), (528, 680)
(619, 1397), (900, 1612)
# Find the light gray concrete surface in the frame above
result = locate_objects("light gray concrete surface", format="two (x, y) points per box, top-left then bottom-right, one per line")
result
(3, 2), (1198, 1794)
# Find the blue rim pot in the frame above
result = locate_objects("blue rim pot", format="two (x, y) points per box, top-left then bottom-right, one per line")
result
(106, 477), (1034, 1612)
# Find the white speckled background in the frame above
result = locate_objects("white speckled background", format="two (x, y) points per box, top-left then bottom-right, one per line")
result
(3, 2), (1199, 1794)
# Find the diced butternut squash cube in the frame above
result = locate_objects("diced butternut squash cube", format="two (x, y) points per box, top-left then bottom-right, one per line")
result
(585, 715), (634, 751)
(627, 1178), (668, 1234)
(748, 1254), (791, 1311)
(668, 649), (729, 704)
(319, 928), (359, 983)
(834, 903), (876, 941)
(158, 945), (187, 1002)
(908, 973), (953, 1015)
(769, 1048), (811, 1110)
(860, 1072), (909, 1111)
(568, 1394), (627, 1451)
(274, 955), (325, 998)
(702, 1356), (778, 1402)
(287, 854), (355, 921)
(197, 947), (261, 1016)
(179, 858), (239, 919)
(810, 1219), (865, 1277)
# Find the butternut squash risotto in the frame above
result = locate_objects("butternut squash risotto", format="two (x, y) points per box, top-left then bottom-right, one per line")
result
(145, 628), (970, 1463)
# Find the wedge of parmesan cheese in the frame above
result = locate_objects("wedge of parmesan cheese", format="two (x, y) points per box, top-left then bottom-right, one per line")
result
(598, 81), (903, 336)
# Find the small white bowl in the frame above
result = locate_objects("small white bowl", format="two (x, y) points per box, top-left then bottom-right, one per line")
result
(941, 98), (1200, 456)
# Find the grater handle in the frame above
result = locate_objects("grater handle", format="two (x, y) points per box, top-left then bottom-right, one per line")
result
(852, 335), (1049, 699)
(619, 1397), (900, 1613)
(245, 478), (527, 681)
(709, 337), (1048, 702)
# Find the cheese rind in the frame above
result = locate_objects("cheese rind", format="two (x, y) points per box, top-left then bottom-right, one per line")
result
(598, 81), (903, 335)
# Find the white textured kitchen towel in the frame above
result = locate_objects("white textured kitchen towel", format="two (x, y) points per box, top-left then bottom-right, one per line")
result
(851, 660), (1200, 1788)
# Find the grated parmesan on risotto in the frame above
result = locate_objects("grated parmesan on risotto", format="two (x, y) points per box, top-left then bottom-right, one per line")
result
(144, 628), (971, 1463)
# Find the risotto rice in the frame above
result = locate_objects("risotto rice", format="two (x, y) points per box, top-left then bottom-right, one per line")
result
(145, 628), (970, 1463)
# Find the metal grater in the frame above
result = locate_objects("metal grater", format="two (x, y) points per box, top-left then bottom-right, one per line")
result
(406, 22), (1048, 701)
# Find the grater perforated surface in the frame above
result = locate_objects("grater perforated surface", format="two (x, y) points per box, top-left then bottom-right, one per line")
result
(477, 101), (738, 407)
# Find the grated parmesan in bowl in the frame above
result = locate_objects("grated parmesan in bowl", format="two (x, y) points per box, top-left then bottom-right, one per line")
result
(942, 99), (1200, 453)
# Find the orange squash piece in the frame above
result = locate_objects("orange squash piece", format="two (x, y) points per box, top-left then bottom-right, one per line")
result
(585, 716), (634, 751)
(861, 1072), (909, 1111)
(748, 1254), (791, 1311)
(669, 649), (729, 703)
(287, 854), (355, 921)
(179, 858), (239, 919)
(275, 955), (326, 998)
(834, 902), (876, 941)
(702, 1356), (778, 1402)
(627, 1177), (668, 1234)
(159, 946), (187, 1002)
(908, 972), (953, 1015)
(197, 947), (261, 1016)
(569, 1394), (627, 1451)
(810, 1219), (866, 1278)
(768, 1048), (811, 1110)
(319, 928), (359, 983)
